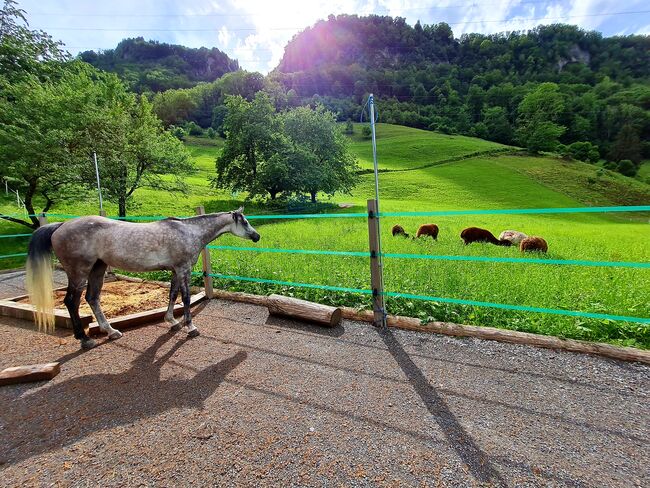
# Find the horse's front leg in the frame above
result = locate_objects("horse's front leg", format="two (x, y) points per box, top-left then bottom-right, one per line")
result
(166, 271), (183, 331)
(180, 269), (199, 338)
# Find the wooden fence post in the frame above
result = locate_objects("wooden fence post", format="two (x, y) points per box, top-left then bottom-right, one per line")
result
(367, 199), (386, 328)
(195, 206), (214, 299)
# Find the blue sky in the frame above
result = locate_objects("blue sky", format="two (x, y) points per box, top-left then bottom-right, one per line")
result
(18, 0), (650, 74)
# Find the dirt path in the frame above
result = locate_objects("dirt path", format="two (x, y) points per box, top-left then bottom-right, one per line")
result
(0, 274), (648, 487)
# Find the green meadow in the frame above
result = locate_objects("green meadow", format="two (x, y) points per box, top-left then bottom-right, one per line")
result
(1, 124), (649, 348)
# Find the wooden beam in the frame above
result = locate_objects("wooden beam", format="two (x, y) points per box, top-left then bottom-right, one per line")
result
(196, 206), (214, 299)
(268, 294), (342, 327)
(0, 299), (92, 329)
(0, 362), (60, 386)
(88, 292), (206, 336)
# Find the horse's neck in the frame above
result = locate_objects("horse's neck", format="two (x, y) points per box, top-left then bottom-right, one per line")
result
(188, 213), (231, 246)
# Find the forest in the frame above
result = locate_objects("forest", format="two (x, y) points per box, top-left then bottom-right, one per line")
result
(132, 15), (649, 176)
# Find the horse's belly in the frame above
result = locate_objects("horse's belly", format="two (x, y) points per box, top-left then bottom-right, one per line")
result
(102, 248), (174, 272)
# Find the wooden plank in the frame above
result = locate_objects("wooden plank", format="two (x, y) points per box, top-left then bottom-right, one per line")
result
(196, 206), (214, 299)
(0, 299), (92, 328)
(88, 292), (206, 336)
(5, 285), (68, 302)
(268, 294), (342, 327)
(0, 362), (60, 386)
(367, 199), (386, 328)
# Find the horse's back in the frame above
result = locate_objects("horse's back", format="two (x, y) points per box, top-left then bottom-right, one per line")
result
(51, 217), (184, 271)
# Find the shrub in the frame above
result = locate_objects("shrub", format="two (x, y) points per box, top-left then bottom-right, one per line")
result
(206, 127), (216, 139)
(560, 141), (600, 163)
(617, 159), (638, 177)
(169, 125), (187, 141)
(361, 126), (371, 139)
(344, 119), (354, 134)
(184, 121), (203, 136)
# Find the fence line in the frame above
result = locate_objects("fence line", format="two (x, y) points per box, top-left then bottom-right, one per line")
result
(206, 244), (650, 269)
(200, 271), (650, 324)
(2, 206), (649, 326)
(3, 204), (647, 222)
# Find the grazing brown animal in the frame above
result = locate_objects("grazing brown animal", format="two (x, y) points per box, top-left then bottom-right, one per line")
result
(460, 227), (512, 246)
(392, 224), (409, 237)
(416, 223), (439, 240)
(520, 236), (548, 253)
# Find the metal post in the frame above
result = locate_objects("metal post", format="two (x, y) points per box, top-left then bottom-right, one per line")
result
(368, 199), (386, 328)
(195, 206), (214, 299)
(366, 93), (387, 328)
(93, 152), (104, 213)
(99, 209), (113, 274)
(37, 213), (48, 227)
(4, 179), (7, 195)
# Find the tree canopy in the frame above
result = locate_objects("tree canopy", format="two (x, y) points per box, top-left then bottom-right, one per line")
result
(214, 94), (359, 201)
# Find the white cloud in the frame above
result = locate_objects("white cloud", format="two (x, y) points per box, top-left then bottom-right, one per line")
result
(13, 0), (650, 73)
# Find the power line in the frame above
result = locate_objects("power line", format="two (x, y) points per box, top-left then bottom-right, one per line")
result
(39, 10), (650, 32)
(28, 1), (556, 17)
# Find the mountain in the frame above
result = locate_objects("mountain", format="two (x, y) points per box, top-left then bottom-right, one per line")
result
(271, 15), (649, 165)
(80, 37), (240, 93)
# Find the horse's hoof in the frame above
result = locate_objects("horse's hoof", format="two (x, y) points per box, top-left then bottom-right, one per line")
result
(81, 339), (97, 350)
(170, 322), (183, 332)
(187, 329), (200, 338)
(108, 330), (123, 340)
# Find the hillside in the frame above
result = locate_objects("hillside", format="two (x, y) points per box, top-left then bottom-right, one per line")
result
(272, 16), (650, 167)
(79, 38), (240, 93)
(2, 126), (649, 346)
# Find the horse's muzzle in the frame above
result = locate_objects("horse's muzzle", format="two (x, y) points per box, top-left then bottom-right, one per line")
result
(251, 232), (261, 243)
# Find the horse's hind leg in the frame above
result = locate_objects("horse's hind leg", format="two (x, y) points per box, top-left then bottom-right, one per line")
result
(64, 277), (96, 350)
(179, 269), (198, 338)
(166, 271), (183, 331)
(86, 260), (122, 340)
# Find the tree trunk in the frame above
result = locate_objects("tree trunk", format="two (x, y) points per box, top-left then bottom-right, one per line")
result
(118, 197), (127, 218)
(310, 191), (317, 203)
(269, 190), (277, 200)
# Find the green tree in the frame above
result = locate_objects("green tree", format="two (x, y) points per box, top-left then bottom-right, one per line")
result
(283, 105), (359, 202)
(482, 107), (513, 144)
(84, 85), (193, 217)
(517, 83), (566, 152)
(0, 63), (105, 228)
(609, 124), (642, 164)
(214, 92), (288, 199)
(345, 118), (354, 134)
(617, 159), (637, 177)
(0, 0), (68, 83)
(361, 125), (371, 139)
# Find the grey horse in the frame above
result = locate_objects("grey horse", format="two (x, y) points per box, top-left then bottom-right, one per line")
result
(26, 207), (260, 350)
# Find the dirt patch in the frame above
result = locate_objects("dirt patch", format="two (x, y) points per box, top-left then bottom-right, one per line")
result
(18, 281), (175, 319)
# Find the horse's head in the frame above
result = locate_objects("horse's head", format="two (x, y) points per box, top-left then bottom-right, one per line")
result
(230, 207), (260, 242)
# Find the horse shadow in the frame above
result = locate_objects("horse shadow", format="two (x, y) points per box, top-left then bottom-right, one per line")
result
(0, 332), (246, 467)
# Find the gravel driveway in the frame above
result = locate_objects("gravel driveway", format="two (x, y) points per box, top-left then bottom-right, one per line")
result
(0, 272), (648, 487)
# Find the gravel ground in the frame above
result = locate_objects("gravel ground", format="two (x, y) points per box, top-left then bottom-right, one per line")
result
(0, 272), (648, 487)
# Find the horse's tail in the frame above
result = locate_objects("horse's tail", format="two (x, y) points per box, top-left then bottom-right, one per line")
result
(26, 222), (63, 332)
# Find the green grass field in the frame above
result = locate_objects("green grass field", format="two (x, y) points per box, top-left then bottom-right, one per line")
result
(1, 124), (649, 348)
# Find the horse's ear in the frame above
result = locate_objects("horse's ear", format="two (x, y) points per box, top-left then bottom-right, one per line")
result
(236, 206), (244, 214)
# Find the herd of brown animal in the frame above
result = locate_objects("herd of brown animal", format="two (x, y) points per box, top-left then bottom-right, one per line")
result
(391, 224), (548, 252)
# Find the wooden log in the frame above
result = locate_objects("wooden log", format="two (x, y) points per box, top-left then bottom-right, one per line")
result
(267, 294), (342, 327)
(0, 362), (60, 386)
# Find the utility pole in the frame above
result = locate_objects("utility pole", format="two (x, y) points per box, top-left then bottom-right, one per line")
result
(366, 93), (387, 329)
